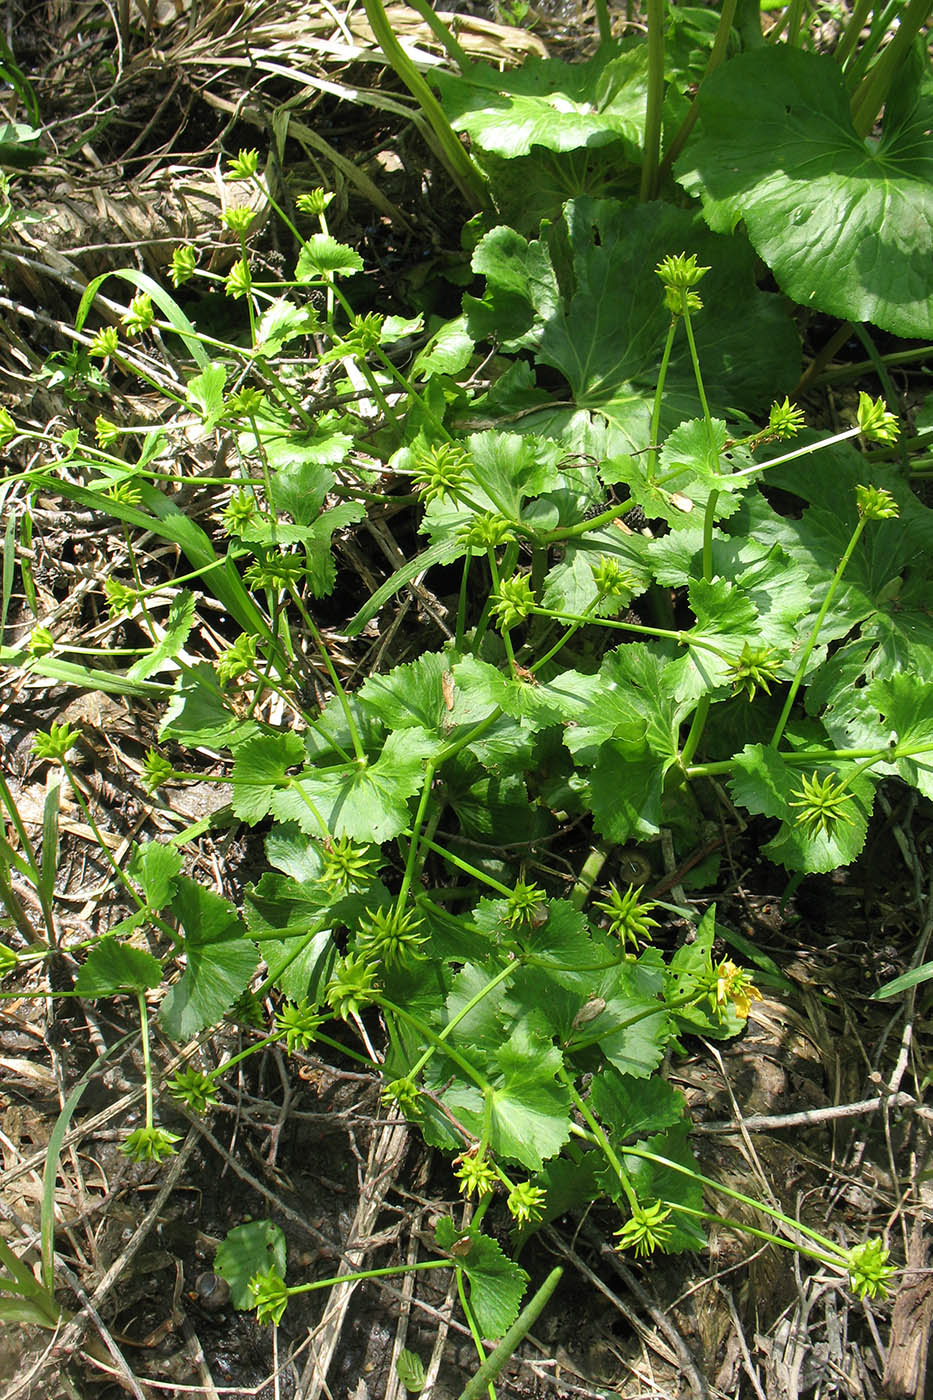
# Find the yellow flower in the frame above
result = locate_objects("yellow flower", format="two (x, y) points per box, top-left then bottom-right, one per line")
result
(714, 959), (762, 1020)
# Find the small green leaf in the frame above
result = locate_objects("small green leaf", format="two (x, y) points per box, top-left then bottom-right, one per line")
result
(128, 840), (183, 909)
(434, 1219), (529, 1339)
(396, 1349), (426, 1393)
(295, 235), (364, 279)
(232, 732), (306, 824)
(127, 590), (196, 682)
(215, 1221), (287, 1310)
(186, 363), (227, 428)
(74, 939), (162, 996)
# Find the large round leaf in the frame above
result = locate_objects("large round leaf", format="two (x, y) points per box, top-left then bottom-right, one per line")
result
(675, 46), (933, 337)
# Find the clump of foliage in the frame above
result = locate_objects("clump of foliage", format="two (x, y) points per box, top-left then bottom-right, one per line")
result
(3, 0), (930, 1371)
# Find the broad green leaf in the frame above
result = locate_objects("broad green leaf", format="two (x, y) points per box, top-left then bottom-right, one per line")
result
(450, 654), (565, 726)
(186, 363), (227, 428)
(563, 643), (689, 765)
(127, 590), (196, 682)
(159, 877), (258, 1039)
(434, 1219), (528, 1339)
(128, 840), (183, 908)
(728, 742), (876, 873)
(160, 662), (260, 748)
(435, 44), (649, 158)
(442, 959), (519, 1060)
(475, 145), (634, 236)
(448, 772), (550, 844)
(412, 315), (475, 377)
(591, 978), (670, 1079)
(232, 732), (306, 824)
(844, 674), (933, 802)
(74, 938), (162, 996)
(588, 739), (668, 842)
(359, 651), (453, 732)
(241, 412), (353, 480)
(418, 430), (563, 533)
(270, 728), (437, 842)
(295, 235), (364, 279)
(445, 1023), (571, 1171)
(511, 1152), (602, 1245)
(676, 45), (933, 337)
(215, 1221), (287, 1310)
(466, 198), (799, 453)
(590, 1067), (686, 1141)
(541, 527), (651, 618)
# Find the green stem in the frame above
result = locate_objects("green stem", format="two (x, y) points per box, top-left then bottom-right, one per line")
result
(688, 739), (933, 779)
(834, 0), (873, 70)
(541, 497), (633, 544)
(283, 1257), (451, 1302)
(569, 842), (612, 909)
(400, 960), (518, 1082)
(456, 552), (473, 649)
(290, 593), (365, 762)
(770, 514), (868, 748)
(416, 836), (514, 896)
(639, 0), (666, 202)
(647, 320), (678, 473)
(594, 0), (612, 44)
(137, 990), (155, 1131)
(457, 1273), (491, 1392)
(850, 0), (932, 138)
(361, 0), (490, 211)
(397, 761), (437, 909)
(405, 0), (472, 71)
(658, 0), (738, 179)
(679, 693), (711, 769)
(729, 424), (861, 482)
(527, 598), (600, 675)
(457, 1267), (564, 1400)
(619, 1144), (849, 1262)
(560, 1068), (639, 1212)
(380, 993), (500, 1093)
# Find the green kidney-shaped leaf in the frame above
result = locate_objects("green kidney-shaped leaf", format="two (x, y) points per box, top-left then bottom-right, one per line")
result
(159, 877), (259, 1039)
(270, 727), (437, 843)
(676, 45), (933, 337)
(295, 235), (364, 280)
(74, 938), (162, 996)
